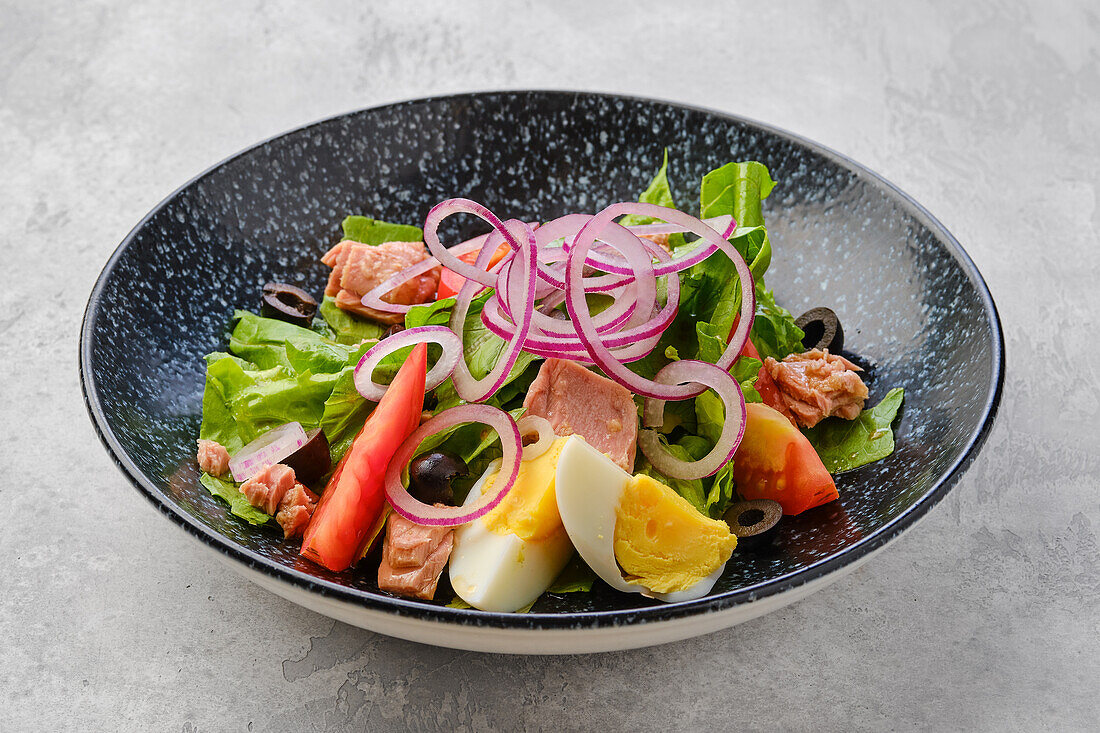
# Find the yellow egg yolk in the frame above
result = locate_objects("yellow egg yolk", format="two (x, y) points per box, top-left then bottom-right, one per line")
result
(613, 474), (738, 594)
(481, 438), (570, 542)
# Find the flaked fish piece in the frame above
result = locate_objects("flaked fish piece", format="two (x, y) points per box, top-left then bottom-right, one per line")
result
(377, 511), (453, 601)
(321, 240), (440, 325)
(763, 349), (869, 428)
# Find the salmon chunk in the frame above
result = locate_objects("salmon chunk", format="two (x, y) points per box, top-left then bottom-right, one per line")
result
(763, 349), (869, 428)
(321, 240), (441, 325)
(196, 439), (230, 477)
(523, 358), (638, 471)
(377, 512), (453, 601)
(275, 483), (318, 539)
(239, 463), (297, 515)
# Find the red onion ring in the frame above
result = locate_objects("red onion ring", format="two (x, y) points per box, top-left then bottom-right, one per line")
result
(517, 415), (556, 461)
(449, 218), (537, 402)
(359, 234), (491, 315)
(384, 404), (523, 526)
(423, 199), (523, 288)
(565, 202), (755, 400)
(637, 360), (747, 479)
(228, 422), (308, 482)
(353, 326), (462, 402)
(572, 215), (738, 277)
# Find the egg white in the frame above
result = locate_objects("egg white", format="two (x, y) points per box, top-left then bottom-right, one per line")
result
(448, 460), (574, 613)
(554, 436), (726, 603)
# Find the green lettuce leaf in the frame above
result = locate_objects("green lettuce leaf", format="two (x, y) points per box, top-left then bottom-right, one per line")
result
(700, 161), (776, 225)
(750, 285), (805, 362)
(621, 149), (677, 223)
(803, 388), (905, 472)
(199, 355), (340, 455)
(320, 296), (386, 344)
(705, 464), (738, 520)
(638, 435), (710, 513)
(406, 298), (456, 328)
(546, 556), (597, 593)
(319, 347), (375, 465)
(341, 216), (423, 245)
(199, 473), (271, 525)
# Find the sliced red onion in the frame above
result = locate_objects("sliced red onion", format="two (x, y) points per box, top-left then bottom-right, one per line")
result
(450, 219), (536, 402)
(359, 255), (442, 314)
(423, 199), (522, 287)
(517, 415), (555, 461)
(228, 422), (309, 482)
(353, 326), (462, 402)
(357, 232), (492, 315)
(565, 202), (755, 400)
(569, 215), (738, 277)
(385, 405), (523, 527)
(637, 360), (747, 479)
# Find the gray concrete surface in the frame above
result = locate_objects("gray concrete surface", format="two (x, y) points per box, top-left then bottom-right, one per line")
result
(2, 0), (1098, 730)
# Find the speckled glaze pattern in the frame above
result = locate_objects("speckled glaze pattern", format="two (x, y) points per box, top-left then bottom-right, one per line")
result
(81, 91), (1002, 633)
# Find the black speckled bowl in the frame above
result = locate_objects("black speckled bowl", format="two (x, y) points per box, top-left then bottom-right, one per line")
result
(80, 91), (1003, 653)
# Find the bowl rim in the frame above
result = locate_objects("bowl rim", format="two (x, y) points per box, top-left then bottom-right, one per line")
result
(79, 89), (1005, 631)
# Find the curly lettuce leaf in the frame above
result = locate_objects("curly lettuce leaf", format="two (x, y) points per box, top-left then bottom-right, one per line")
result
(199, 473), (272, 525)
(803, 388), (905, 473)
(341, 216), (423, 245)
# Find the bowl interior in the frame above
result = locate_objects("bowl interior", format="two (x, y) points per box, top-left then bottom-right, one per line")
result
(82, 91), (1000, 622)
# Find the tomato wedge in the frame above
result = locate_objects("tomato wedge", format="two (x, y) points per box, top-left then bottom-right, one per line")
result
(300, 342), (427, 571)
(732, 402), (838, 515)
(730, 316), (789, 418)
(437, 242), (510, 299)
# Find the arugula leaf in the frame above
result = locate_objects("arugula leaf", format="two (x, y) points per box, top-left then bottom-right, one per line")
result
(341, 216), (423, 245)
(803, 388), (905, 472)
(199, 473), (271, 525)
(320, 296), (386, 344)
(750, 285), (806, 362)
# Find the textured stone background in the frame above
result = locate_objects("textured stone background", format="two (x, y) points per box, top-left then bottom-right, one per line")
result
(2, 1), (1098, 730)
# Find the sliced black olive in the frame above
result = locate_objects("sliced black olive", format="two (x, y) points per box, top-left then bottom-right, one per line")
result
(261, 282), (318, 327)
(382, 323), (405, 339)
(282, 428), (331, 485)
(724, 499), (783, 550)
(795, 306), (844, 353)
(408, 451), (467, 506)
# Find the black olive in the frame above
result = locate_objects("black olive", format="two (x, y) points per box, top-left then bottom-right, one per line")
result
(795, 306), (844, 353)
(382, 323), (405, 339)
(724, 499), (783, 549)
(282, 428), (331, 486)
(261, 282), (318, 327)
(408, 451), (467, 506)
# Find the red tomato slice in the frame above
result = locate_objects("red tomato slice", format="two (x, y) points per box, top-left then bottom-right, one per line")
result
(731, 318), (789, 417)
(437, 243), (510, 299)
(300, 343), (427, 571)
(732, 402), (838, 515)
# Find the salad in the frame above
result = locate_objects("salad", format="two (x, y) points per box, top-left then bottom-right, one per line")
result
(195, 155), (904, 612)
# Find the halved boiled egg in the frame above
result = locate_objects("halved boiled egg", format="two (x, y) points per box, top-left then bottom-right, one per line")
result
(448, 437), (574, 612)
(554, 435), (738, 602)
